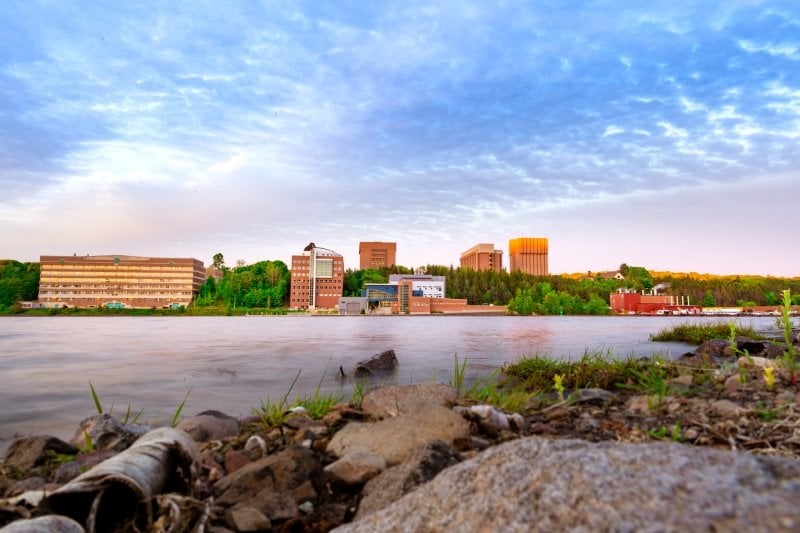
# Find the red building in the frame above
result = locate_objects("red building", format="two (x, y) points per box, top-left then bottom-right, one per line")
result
(610, 289), (700, 315)
(290, 243), (344, 310)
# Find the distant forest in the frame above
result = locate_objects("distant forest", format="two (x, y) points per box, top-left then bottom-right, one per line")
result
(1, 257), (799, 314)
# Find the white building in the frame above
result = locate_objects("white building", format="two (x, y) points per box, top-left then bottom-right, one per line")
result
(388, 274), (445, 298)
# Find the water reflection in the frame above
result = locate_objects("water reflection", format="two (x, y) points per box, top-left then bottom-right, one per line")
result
(0, 315), (780, 451)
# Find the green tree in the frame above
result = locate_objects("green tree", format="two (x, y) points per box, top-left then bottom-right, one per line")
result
(212, 253), (225, 270)
(703, 291), (716, 307)
(508, 288), (536, 315)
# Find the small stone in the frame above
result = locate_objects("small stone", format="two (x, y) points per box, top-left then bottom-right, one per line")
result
(243, 435), (266, 459)
(724, 374), (744, 394)
(226, 507), (271, 532)
(569, 388), (615, 405)
(711, 399), (749, 418)
(298, 501), (315, 514)
(224, 449), (251, 474)
(178, 411), (240, 442)
(324, 450), (387, 485)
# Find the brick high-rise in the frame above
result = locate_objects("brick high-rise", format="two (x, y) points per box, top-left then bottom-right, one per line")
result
(358, 241), (396, 270)
(460, 243), (503, 272)
(290, 243), (344, 309)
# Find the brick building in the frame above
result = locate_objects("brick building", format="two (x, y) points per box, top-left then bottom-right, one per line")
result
(37, 255), (206, 309)
(358, 241), (396, 270)
(460, 243), (503, 272)
(508, 237), (549, 276)
(290, 243), (344, 309)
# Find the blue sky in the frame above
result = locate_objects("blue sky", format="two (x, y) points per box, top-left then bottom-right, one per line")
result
(1, 1), (798, 276)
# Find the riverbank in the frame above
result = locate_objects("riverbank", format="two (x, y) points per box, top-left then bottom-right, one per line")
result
(2, 330), (800, 531)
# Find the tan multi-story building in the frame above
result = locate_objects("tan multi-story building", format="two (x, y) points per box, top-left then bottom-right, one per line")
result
(290, 243), (344, 309)
(38, 255), (206, 309)
(460, 243), (503, 272)
(358, 241), (396, 270)
(508, 237), (549, 276)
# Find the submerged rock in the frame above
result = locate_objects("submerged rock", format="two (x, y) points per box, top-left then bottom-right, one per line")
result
(352, 350), (398, 379)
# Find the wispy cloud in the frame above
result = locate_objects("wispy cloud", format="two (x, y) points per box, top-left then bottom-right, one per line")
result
(0, 1), (798, 275)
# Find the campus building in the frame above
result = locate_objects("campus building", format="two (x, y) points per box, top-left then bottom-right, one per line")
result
(37, 255), (206, 309)
(460, 243), (503, 272)
(289, 243), (344, 310)
(508, 237), (549, 276)
(361, 277), (460, 314)
(358, 241), (397, 270)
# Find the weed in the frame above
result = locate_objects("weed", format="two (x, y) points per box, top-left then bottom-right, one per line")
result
(553, 374), (565, 401)
(350, 378), (367, 407)
(648, 422), (683, 441)
(651, 321), (762, 345)
(297, 366), (341, 419)
(777, 289), (798, 382)
(465, 370), (534, 413)
(763, 366), (776, 390)
(171, 388), (192, 427)
(89, 381), (104, 414)
(253, 370), (301, 429)
(449, 354), (468, 397)
(82, 429), (95, 452)
(756, 403), (778, 422)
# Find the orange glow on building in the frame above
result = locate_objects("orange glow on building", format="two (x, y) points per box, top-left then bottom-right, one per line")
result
(508, 237), (549, 276)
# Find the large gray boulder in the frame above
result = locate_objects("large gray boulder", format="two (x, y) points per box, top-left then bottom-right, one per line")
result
(335, 437), (800, 532)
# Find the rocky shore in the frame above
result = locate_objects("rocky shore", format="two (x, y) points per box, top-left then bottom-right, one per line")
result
(2, 335), (800, 532)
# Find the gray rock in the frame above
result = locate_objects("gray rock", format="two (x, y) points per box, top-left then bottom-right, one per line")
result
(362, 384), (456, 418)
(324, 451), (387, 485)
(356, 440), (463, 520)
(0, 515), (85, 533)
(454, 405), (511, 437)
(695, 339), (729, 358)
(4, 436), (78, 473)
(334, 437), (800, 532)
(352, 349), (398, 378)
(327, 405), (470, 466)
(568, 388), (615, 405)
(213, 445), (325, 522)
(177, 411), (240, 442)
(70, 414), (150, 452)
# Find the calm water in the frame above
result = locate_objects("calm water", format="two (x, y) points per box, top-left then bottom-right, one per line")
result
(0, 315), (778, 450)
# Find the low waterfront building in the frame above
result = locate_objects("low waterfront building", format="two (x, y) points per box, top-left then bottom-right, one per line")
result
(460, 243), (503, 272)
(388, 274), (445, 298)
(38, 255), (206, 309)
(289, 243), (345, 310)
(610, 288), (700, 315)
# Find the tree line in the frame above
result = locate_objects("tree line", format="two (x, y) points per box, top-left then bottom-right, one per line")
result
(0, 260), (40, 312)
(2, 254), (798, 314)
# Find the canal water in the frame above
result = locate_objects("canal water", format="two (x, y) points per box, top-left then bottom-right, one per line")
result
(0, 315), (779, 450)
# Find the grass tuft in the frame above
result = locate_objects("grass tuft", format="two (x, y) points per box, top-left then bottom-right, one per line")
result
(650, 321), (763, 345)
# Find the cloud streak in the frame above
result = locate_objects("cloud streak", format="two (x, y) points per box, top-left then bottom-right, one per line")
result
(1, 1), (798, 275)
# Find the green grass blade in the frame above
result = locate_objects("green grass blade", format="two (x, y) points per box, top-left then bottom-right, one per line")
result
(171, 388), (192, 427)
(89, 381), (104, 414)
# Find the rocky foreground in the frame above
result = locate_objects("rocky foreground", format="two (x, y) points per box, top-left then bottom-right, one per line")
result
(2, 337), (800, 532)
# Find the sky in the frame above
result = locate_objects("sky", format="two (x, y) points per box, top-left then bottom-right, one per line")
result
(1, 1), (799, 276)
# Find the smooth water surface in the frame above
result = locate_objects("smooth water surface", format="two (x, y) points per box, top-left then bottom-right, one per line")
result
(0, 315), (777, 448)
